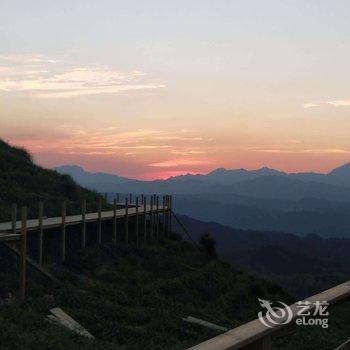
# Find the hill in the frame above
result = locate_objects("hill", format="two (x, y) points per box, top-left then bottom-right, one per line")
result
(56, 164), (350, 237)
(174, 215), (350, 298)
(0, 140), (103, 221)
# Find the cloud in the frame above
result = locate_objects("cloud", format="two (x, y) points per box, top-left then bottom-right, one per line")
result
(0, 55), (165, 98)
(303, 103), (319, 108)
(327, 99), (350, 106)
(149, 159), (210, 168)
(250, 148), (350, 154)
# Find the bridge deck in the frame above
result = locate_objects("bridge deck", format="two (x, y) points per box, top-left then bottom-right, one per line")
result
(0, 204), (166, 242)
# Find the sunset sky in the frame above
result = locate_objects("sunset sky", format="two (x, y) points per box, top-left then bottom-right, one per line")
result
(1, 1), (350, 179)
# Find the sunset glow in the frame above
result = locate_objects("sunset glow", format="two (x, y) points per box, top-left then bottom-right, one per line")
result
(1, 1), (350, 179)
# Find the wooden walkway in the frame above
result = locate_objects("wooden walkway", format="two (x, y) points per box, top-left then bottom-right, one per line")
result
(0, 194), (173, 301)
(0, 203), (165, 241)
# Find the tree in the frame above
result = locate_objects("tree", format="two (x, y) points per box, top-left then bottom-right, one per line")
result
(199, 233), (217, 259)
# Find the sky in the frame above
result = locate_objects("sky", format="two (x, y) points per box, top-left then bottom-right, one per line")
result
(1, 0), (350, 179)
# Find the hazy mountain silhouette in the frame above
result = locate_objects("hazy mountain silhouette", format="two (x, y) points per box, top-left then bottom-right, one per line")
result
(56, 163), (350, 237)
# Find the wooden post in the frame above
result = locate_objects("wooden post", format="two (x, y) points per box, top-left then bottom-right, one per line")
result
(11, 203), (17, 234)
(61, 201), (66, 262)
(135, 197), (139, 248)
(125, 198), (129, 244)
(38, 202), (44, 266)
(129, 193), (132, 204)
(162, 196), (166, 238)
(97, 198), (102, 244)
(19, 206), (27, 302)
(141, 194), (144, 203)
(143, 196), (147, 244)
(169, 195), (173, 235)
(81, 200), (86, 249)
(116, 193), (120, 204)
(112, 198), (117, 245)
(150, 196), (154, 240)
(156, 196), (160, 241)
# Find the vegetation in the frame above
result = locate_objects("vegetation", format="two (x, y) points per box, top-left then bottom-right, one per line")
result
(1, 139), (350, 349)
(0, 139), (103, 221)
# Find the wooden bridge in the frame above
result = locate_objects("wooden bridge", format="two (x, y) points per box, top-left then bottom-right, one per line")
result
(0, 194), (172, 301)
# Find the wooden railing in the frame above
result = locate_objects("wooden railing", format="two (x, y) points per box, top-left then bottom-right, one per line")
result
(0, 194), (173, 301)
(187, 280), (350, 350)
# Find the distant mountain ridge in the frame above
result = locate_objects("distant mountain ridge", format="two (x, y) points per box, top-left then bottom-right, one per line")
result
(55, 163), (350, 237)
(55, 163), (350, 194)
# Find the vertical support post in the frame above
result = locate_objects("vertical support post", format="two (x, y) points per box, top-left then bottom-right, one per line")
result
(112, 198), (117, 245)
(141, 194), (144, 203)
(169, 195), (173, 235)
(150, 196), (154, 240)
(129, 193), (132, 204)
(38, 202), (44, 266)
(19, 206), (27, 302)
(165, 195), (169, 237)
(61, 201), (66, 262)
(162, 196), (166, 238)
(81, 199), (86, 249)
(143, 196), (147, 244)
(116, 193), (120, 204)
(156, 196), (160, 241)
(98, 198), (102, 244)
(11, 203), (17, 234)
(135, 197), (139, 248)
(125, 198), (129, 244)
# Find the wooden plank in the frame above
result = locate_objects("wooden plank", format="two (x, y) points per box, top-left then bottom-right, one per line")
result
(50, 307), (94, 339)
(112, 198), (117, 245)
(97, 199), (102, 244)
(135, 197), (139, 248)
(335, 338), (350, 350)
(125, 198), (129, 244)
(150, 196), (154, 240)
(183, 316), (228, 332)
(81, 199), (86, 249)
(12, 203), (17, 234)
(5, 243), (60, 283)
(0, 204), (165, 234)
(156, 196), (160, 241)
(143, 196), (147, 243)
(61, 201), (66, 262)
(19, 207), (27, 302)
(38, 202), (44, 266)
(187, 280), (350, 350)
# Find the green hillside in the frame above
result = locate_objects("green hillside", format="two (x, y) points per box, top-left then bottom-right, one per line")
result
(0, 139), (102, 221)
(1, 139), (350, 349)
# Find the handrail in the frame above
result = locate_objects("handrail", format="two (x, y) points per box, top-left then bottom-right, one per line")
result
(187, 280), (350, 350)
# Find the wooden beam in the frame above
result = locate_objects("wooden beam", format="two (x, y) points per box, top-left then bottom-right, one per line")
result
(61, 201), (66, 262)
(49, 307), (94, 339)
(150, 196), (154, 240)
(112, 198), (117, 245)
(19, 206), (27, 302)
(156, 196), (160, 241)
(125, 197), (129, 244)
(183, 316), (228, 332)
(97, 198), (102, 244)
(135, 197), (139, 248)
(81, 200), (86, 249)
(11, 203), (17, 234)
(187, 280), (350, 350)
(143, 196), (147, 244)
(162, 196), (166, 238)
(169, 195), (173, 235)
(38, 201), (44, 266)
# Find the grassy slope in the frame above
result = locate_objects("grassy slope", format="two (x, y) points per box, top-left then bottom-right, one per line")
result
(1, 237), (290, 350)
(0, 139), (102, 221)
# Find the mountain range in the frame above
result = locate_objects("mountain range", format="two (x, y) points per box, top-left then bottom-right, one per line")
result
(56, 163), (350, 237)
